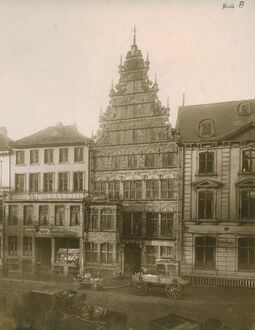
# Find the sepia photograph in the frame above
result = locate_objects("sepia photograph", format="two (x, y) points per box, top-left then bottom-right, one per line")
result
(0, 0), (255, 329)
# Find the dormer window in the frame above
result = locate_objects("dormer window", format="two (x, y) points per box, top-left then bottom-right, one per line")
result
(238, 102), (251, 116)
(199, 120), (214, 137)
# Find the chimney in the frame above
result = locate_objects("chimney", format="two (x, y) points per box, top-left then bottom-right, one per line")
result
(0, 127), (7, 137)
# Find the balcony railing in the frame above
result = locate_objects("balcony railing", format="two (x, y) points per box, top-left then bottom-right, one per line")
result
(6, 190), (88, 201)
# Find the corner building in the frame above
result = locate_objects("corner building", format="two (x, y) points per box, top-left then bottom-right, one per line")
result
(88, 35), (180, 277)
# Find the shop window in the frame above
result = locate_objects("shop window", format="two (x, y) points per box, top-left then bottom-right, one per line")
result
(160, 213), (174, 237)
(24, 205), (34, 225)
(127, 154), (137, 168)
(88, 208), (99, 230)
(240, 190), (255, 220)
(39, 205), (49, 226)
(199, 152), (214, 174)
(15, 174), (25, 192)
(29, 173), (39, 192)
(161, 179), (174, 199)
(16, 150), (25, 165)
(73, 172), (83, 192)
(199, 119), (214, 137)
(55, 206), (65, 226)
(70, 206), (80, 226)
(44, 149), (54, 164)
(238, 237), (255, 271)
(8, 205), (18, 225)
(195, 236), (216, 269)
(100, 243), (113, 264)
(8, 236), (17, 256)
(59, 148), (68, 163)
(55, 238), (79, 264)
(58, 172), (69, 192)
(101, 208), (114, 230)
(242, 149), (255, 173)
(74, 147), (84, 162)
(146, 180), (159, 199)
(146, 213), (159, 237)
(30, 150), (39, 164)
(198, 190), (215, 219)
(108, 181), (120, 200)
(123, 180), (142, 200)
(146, 246), (158, 265)
(162, 152), (175, 167)
(43, 173), (54, 192)
(145, 153), (155, 167)
(85, 242), (98, 263)
(23, 237), (32, 256)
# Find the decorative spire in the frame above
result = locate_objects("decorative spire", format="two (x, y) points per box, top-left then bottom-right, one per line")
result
(133, 25), (136, 46)
(167, 97), (169, 108)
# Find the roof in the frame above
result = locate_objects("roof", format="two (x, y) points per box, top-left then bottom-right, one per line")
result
(13, 123), (90, 148)
(176, 99), (255, 143)
(0, 133), (12, 151)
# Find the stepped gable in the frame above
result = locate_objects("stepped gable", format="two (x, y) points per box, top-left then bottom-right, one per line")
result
(13, 123), (90, 148)
(176, 99), (255, 143)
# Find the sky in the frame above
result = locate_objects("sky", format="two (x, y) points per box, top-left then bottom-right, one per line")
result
(0, 0), (255, 140)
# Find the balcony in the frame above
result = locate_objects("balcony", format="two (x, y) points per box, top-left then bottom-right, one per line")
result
(6, 190), (88, 201)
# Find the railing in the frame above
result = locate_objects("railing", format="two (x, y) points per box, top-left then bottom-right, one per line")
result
(186, 274), (255, 288)
(6, 190), (88, 200)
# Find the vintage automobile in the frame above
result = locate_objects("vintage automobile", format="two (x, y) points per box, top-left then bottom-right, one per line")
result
(129, 260), (189, 299)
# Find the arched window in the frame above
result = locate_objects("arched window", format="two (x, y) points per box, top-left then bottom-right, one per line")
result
(199, 120), (214, 137)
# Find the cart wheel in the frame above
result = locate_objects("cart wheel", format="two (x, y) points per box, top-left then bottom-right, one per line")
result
(165, 284), (182, 299)
(132, 281), (148, 296)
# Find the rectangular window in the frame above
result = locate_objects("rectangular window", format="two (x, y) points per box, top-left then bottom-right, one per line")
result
(162, 152), (175, 167)
(39, 205), (49, 225)
(144, 153), (155, 167)
(93, 181), (107, 196)
(59, 148), (68, 163)
(146, 246), (158, 265)
(43, 173), (54, 192)
(85, 242), (98, 263)
(8, 236), (17, 256)
(160, 213), (174, 237)
(58, 172), (68, 192)
(55, 206), (65, 226)
(242, 149), (255, 173)
(15, 174), (25, 192)
(199, 152), (214, 174)
(24, 205), (33, 225)
(70, 206), (80, 226)
(160, 246), (172, 258)
(74, 147), (84, 162)
(198, 190), (214, 219)
(16, 150), (25, 165)
(44, 149), (54, 164)
(108, 181), (120, 200)
(29, 173), (39, 192)
(240, 190), (255, 220)
(195, 236), (216, 269)
(101, 208), (114, 230)
(146, 180), (159, 199)
(23, 237), (32, 256)
(30, 150), (39, 164)
(88, 208), (99, 230)
(238, 237), (255, 270)
(127, 154), (137, 168)
(100, 243), (113, 264)
(8, 205), (18, 225)
(112, 156), (121, 169)
(161, 179), (174, 199)
(146, 213), (159, 237)
(73, 172), (83, 192)
(123, 180), (142, 200)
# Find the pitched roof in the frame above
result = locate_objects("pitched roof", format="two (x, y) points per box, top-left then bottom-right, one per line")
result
(0, 133), (12, 151)
(176, 99), (255, 143)
(13, 123), (90, 148)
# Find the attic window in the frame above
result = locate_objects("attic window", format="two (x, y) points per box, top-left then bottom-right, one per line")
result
(238, 102), (251, 116)
(199, 120), (214, 138)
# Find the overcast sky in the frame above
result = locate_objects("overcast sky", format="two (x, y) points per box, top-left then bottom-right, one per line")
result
(0, 0), (255, 140)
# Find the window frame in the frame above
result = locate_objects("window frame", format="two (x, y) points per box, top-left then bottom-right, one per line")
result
(55, 205), (65, 226)
(58, 172), (69, 192)
(59, 148), (69, 163)
(197, 189), (216, 220)
(198, 151), (215, 175)
(15, 173), (25, 192)
(241, 149), (255, 174)
(24, 205), (34, 225)
(194, 235), (216, 270)
(39, 205), (49, 226)
(73, 172), (84, 192)
(43, 172), (54, 192)
(29, 173), (40, 192)
(70, 205), (80, 226)
(238, 237), (255, 271)
(44, 149), (54, 164)
(240, 189), (255, 221)
(16, 150), (25, 165)
(74, 147), (84, 162)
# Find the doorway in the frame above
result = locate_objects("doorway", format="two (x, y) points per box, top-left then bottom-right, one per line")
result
(124, 243), (141, 275)
(35, 238), (51, 274)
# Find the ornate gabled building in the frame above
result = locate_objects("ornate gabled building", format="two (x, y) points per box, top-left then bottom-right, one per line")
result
(87, 32), (180, 277)
(177, 99), (255, 287)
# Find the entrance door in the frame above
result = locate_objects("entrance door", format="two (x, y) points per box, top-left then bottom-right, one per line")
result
(35, 238), (51, 274)
(124, 243), (141, 275)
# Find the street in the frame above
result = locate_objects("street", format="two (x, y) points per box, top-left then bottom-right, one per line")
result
(0, 278), (254, 329)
